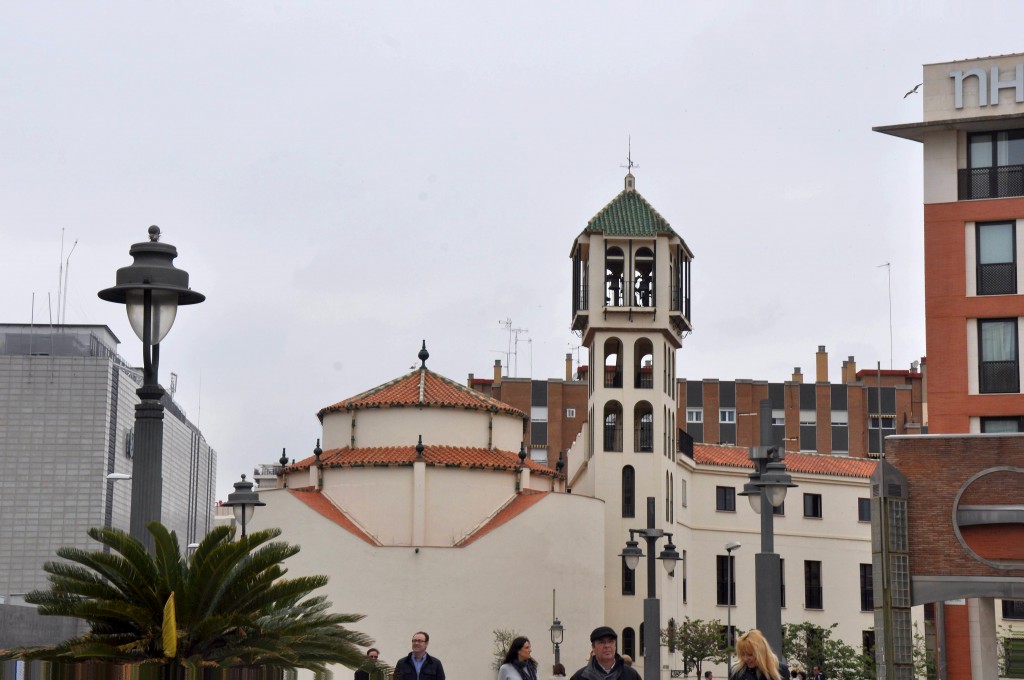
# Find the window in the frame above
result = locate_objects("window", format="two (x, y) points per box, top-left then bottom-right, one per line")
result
(604, 401), (624, 451)
(977, 222), (1017, 295)
(681, 550), (688, 603)
(858, 498), (872, 522)
(634, 402), (654, 452)
(719, 408), (736, 423)
(716, 554), (736, 606)
(622, 557), (635, 596)
(719, 625), (736, 651)
(622, 628), (636, 658)
(869, 416), (896, 429)
(566, 408), (576, 418)
(863, 630), (877, 660)
(622, 466), (635, 518)
(639, 623), (645, 656)
(771, 417), (785, 426)
(805, 560), (823, 609)
(773, 501), (785, 516)
(680, 478), (688, 507)
(964, 130), (1024, 199)
(716, 486), (736, 512)
(803, 493), (823, 519)
(982, 416), (1024, 432)
(860, 564), (874, 611)
(686, 408), (703, 423)
(1003, 600), (1024, 619)
(780, 558), (786, 608)
(979, 319), (1020, 394)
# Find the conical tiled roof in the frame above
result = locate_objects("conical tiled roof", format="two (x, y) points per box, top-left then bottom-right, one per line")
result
(317, 367), (525, 420)
(584, 175), (679, 238)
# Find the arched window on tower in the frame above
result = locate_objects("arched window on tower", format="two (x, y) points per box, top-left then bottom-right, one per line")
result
(634, 401), (654, 452)
(634, 338), (654, 389)
(604, 401), (623, 452)
(606, 246), (625, 307)
(604, 338), (623, 388)
(634, 246), (654, 307)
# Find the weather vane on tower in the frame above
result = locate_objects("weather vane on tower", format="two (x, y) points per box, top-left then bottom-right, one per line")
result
(621, 136), (639, 174)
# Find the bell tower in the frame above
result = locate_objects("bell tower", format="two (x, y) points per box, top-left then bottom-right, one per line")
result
(569, 170), (693, 658)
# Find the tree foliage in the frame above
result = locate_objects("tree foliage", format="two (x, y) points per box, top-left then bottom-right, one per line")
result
(3, 522), (373, 673)
(661, 617), (728, 676)
(492, 629), (523, 671)
(783, 622), (869, 680)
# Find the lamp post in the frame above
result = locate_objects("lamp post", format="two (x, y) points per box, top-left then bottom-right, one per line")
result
(738, 399), (796, 675)
(99, 226), (204, 551)
(620, 496), (680, 680)
(549, 589), (564, 665)
(222, 474), (265, 538)
(724, 541), (741, 673)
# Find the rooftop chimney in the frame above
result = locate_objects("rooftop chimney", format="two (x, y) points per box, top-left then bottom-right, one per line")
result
(565, 353), (573, 381)
(493, 359), (502, 384)
(816, 345), (828, 383)
(791, 367), (803, 383)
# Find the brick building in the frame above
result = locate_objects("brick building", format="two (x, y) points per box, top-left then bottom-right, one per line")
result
(876, 53), (1024, 679)
(677, 346), (925, 457)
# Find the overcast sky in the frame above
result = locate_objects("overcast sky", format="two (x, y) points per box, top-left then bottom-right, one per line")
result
(2, 2), (1018, 500)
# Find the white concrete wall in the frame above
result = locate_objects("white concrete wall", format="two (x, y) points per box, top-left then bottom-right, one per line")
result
(250, 487), (606, 680)
(322, 407), (524, 452)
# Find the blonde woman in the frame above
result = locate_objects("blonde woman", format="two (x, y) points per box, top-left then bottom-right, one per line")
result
(730, 630), (782, 680)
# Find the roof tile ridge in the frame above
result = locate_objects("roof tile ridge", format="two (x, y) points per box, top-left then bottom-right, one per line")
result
(419, 368), (426, 404)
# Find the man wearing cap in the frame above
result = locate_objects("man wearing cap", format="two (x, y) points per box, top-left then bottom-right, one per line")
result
(570, 627), (642, 680)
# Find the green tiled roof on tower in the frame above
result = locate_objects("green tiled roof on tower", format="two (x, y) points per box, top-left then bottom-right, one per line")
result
(584, 173), (680, 237)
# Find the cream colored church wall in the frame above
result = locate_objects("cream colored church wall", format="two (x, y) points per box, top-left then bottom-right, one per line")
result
(251, 487), (607, 680)
(321, 408), (524, 451)
(422, 467), (516, 545)
(322, 467), (414, 545)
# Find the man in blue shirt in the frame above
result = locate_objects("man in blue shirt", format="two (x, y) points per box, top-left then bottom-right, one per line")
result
(394, 631), (446, 680)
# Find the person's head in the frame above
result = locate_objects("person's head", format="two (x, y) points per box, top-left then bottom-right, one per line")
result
(704, 672), (713, 679)
(812, 667), (820, 673)
(589, 627), (618, 666)
(502, 637), (533, 666)
(367, 648), (380, 661)
(620, 654), (632, 667)
(734, 629), (778, 678)
(552, 663), (566, 677)
(411, 632), (429, 656)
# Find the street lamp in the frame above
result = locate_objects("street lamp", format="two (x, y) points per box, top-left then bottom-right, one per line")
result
(99, 225), (204, 551)
(724, 541), (741, 673)
(222, 474), (265, 538)
(620, 496), (679, 680)
(737, 399), (796, 676)
(549, 618), (564, 665)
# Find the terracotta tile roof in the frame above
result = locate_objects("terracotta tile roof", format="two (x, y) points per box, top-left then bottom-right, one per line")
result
(288, 445), (562, 478)
(693, 444), (877, 478)
(456, 490), (549, 547)
(288, 487), (379, 545)
(317, 368), (525, 420)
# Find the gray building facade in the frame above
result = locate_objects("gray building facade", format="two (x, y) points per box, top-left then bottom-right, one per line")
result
(0, 324), (216, 642)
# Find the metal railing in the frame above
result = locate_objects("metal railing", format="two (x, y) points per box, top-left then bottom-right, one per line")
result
(959, 165), (1024, 200)
(980, 360), (1020, 393)
(978, 262), (1017, 295)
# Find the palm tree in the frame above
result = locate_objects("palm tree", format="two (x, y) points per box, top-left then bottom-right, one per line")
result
(8, 522), (374, 673)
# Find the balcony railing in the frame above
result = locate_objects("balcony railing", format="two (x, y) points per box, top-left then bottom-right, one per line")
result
(959, 165), (1024, 200)
(604, 368), (622, 388)
(635, 423), (654, 452)
(978, 262), (1017, 295)
(980, 360), (1020, 393)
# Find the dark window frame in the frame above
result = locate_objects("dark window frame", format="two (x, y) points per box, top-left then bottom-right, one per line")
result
(1003, 600), (1024, 619)
(860, 563), (874, 612)
(716, 554), (737, 606)
(979, 318), (1020, 394)
(977, 221), (1017, 295)
(622, 465), (635, 518)
(805, 560), (823, 610)
(803, 493), (823, 519)
(858, 497), (872, 523)
(716, 486), (736, 512)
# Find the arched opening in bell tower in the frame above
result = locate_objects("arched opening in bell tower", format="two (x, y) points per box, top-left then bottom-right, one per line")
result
(605, 246), (625, 307)
(634, 338), (654, 389)
(633, 246), (654, 307)
(604, 338), (623, 388)
(634, 401), (654, 452)
(604, 401), (623, 451)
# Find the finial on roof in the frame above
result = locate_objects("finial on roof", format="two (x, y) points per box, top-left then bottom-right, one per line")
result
(621, 136), (638, 192)
(313, 438), (322, 462)
(418, 340), (429, 369)
(556, 450), (565, 472)
(416, 434), (424, 459)
(518, 443), (527, 465)
(148, 225), (161, 242)
(279, 447), (288, 466)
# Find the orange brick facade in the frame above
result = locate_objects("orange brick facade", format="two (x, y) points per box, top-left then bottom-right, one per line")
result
(924, 199), (1024, 433)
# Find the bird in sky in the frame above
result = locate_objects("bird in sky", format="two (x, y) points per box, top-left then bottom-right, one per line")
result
(904, 83), (922, 98)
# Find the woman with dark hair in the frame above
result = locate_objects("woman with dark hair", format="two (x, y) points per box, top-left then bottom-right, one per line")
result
(498, 637), (539, 680)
